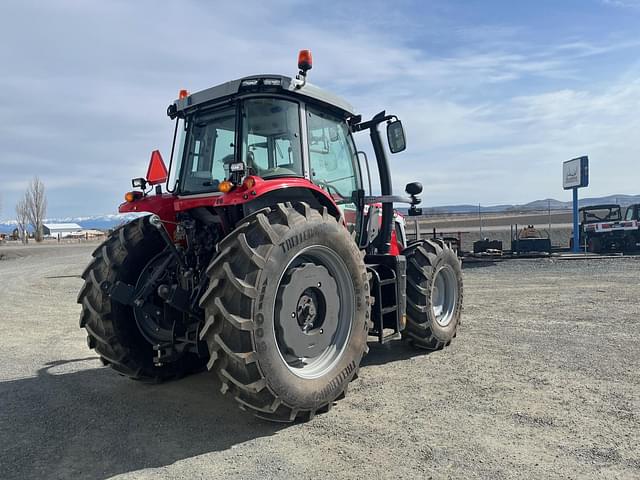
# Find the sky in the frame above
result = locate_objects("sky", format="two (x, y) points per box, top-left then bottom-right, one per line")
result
(1, 0), (639, 219)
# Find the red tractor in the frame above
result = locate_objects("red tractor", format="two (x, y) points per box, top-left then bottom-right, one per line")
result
(78, 51), (463, 421)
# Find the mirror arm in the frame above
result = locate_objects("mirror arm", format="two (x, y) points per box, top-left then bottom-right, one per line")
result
(367, 111), (394, 254)
(352, 111), (403, 254)
(352, 113), (396, 132)
(363, 195), (417, 205)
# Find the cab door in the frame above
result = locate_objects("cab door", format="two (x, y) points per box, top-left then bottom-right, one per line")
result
(305, 105), (362, 232)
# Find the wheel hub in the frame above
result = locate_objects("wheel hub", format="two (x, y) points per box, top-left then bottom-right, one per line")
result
(277, 263), (339, 359)
(296, 288), (323, 332)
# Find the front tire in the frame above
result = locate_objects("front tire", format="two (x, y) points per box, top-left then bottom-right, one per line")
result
(403, 239), (463, 349)
(199, 202), (370, 422)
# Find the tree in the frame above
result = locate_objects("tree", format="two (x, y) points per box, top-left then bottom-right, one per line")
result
(23, 176), (47, 242)
(15, 198), (29, 244)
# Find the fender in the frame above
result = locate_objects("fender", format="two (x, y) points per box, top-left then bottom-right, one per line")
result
(172, 176), (340, 216)
(119, 176), (342, 226)
(119, 193), (176, 220)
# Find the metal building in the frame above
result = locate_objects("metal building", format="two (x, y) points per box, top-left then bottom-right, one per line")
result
(42, 223), (82, 238)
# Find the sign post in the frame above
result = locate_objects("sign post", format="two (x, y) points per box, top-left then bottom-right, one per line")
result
(563, 156), (589, 253)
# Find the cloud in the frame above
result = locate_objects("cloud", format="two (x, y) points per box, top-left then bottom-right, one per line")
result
(601, 0), (640, 8)
(0, 0), (639, 219)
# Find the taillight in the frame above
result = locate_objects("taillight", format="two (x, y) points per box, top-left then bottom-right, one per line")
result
(219, 180), (234, 193)
(125, 191), (143, 203)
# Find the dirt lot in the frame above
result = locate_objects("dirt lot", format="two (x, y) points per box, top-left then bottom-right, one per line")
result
(1, 243), (639, 480)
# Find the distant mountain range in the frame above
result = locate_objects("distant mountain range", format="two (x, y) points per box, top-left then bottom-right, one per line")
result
(1, 193), (638, 233)
(407, 194), (640, 215)
(0, 213), (142, 234)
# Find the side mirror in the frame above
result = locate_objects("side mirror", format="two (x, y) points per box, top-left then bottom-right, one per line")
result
(387, 120), (406, 153)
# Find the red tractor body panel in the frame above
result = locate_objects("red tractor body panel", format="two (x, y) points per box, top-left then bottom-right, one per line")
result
(119, 193), (177, 219)
(119, 176), (342, 233)
(172, 176), (336, 211)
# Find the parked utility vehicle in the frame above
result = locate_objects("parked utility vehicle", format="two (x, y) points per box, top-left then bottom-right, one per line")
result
(78, 51), (463, 421)
(575, 204), (640, 253)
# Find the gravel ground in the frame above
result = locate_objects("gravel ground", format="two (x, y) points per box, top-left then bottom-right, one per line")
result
(1, 243), (639, 480)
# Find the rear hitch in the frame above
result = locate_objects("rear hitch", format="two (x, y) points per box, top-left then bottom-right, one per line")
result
(149, 214), (186, 269)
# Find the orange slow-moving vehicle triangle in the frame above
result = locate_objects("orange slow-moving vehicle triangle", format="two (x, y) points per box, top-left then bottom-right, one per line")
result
(146, 150), (168, 185)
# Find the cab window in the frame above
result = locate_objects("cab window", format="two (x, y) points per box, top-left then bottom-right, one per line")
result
(180, 106), (236, 194)
(626, 207), (634, 221)
(306, 106), (360, 205)
(242, 98), (303, 178)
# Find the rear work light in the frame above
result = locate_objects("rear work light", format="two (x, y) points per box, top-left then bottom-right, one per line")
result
(229, 162), (245, 172)
(131, 178), (147, 189)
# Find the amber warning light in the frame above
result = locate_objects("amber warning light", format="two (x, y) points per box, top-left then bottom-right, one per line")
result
(298, 49), (312, 72)
(124, 191), (143, 203)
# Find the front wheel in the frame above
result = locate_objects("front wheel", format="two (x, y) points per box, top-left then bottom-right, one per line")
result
(199, 202), (370, 422)
(403, 239), (463, 349)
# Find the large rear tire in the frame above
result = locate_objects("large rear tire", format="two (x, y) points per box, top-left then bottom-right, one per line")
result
(199, 202), (370, 422)
(404, 239), (463, 349)
(77, 217), (204, 382)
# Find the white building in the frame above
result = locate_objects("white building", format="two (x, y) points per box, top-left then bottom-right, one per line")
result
(43, 223), (82, 238)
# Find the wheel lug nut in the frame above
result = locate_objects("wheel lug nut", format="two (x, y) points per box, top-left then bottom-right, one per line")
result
(317, 282), (321, 287)
(320, 329), (324, 334)
(291, 312), (296, 318)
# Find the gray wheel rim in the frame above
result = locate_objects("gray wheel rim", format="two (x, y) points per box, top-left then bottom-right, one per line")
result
(431, 264), (458, 327)
(274, 245), (354, 379)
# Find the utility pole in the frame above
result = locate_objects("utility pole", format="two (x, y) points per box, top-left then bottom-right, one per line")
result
(572, 188), (579, 252)
(478, 203), (483, 238)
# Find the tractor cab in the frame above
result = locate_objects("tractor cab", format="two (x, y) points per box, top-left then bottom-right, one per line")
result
(124, 51), (417, 255)
(171, 78), (350, 196)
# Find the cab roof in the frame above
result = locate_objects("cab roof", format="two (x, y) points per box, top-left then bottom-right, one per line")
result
(172, 74), (356, 118)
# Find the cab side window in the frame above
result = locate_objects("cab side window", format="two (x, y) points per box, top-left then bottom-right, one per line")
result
(626, 207), (634, 221)
(306, 107), (360, 204)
